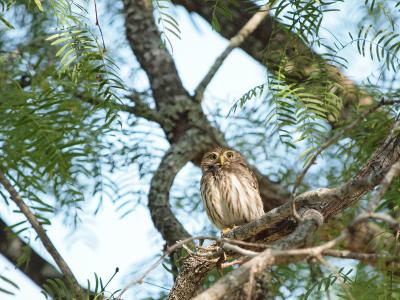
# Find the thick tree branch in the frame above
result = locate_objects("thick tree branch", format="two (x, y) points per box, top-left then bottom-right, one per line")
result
(0, 218), (62, 288)
(121, 1), (400, 298)
(192, 209), (324, 300)
(168, 120), (400, 299)
(122, 0), (287, 250)
(193, 211), (399, 300)
(324, 121), (400, 218)
(148, 129), (215, 245)
(123, 0), (193, 136)
(0, 170), (81, 296)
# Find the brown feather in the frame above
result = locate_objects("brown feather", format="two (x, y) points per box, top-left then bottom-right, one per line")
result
(200, 147), (264, 230)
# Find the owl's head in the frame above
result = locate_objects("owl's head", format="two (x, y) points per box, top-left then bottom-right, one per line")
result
(200, 147), (245, 173)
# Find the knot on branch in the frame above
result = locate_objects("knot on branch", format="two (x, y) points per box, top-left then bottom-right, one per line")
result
(302, 209), (324, 226)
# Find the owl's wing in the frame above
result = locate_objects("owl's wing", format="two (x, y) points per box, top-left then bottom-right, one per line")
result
(243, 164), (260, 192)
(251, 170), (260, 192)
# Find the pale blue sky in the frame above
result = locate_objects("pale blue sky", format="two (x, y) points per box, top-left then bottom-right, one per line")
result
(0, 1), (385, 299)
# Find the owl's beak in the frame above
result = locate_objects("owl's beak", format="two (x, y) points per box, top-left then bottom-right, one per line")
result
(219, 155), (225, 165)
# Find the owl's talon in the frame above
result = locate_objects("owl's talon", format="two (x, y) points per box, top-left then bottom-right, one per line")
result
(221, 225), (238, 237)
(222, 227), (231, 236)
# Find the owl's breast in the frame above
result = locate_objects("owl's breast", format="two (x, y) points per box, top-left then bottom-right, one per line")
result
(201, 168), (264, 229)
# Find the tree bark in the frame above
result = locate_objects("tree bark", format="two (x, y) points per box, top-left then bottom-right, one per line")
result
(0, 218), (62, 289)
(168, 121), (400, 299)
(122, 0), (287, 248)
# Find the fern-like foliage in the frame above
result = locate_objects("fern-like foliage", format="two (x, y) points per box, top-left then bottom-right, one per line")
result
(41, 271), (120, 300)
(349, 25), (400, 72)
(0, 0), (125, 228)
(302, 267), (353, 300)
(272, 0), (342, 44)
(207, 0), (239, 32)
(267, 75), (338, 153)
(0, 275), (19, 296)
(231, 70), (341, 164)
(227, 0), (400, 168)
(153, 0), (181, 50)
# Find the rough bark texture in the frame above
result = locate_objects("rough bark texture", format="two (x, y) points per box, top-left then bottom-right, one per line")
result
(192, 209), (324, 300)
(148, 129), (214, 244)
(168, 123), (400, 300)
(323, 123), (400, 219)
(123, 0), (287, 244)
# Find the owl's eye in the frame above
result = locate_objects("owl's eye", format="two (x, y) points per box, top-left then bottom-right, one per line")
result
(209, 153), (217, 160)
(226, 151), (234, 158)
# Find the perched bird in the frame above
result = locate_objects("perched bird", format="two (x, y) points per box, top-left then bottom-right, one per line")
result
(200, 147), (264, 232)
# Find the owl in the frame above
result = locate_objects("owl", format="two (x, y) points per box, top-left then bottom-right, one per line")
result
(200, 147), (264, 231)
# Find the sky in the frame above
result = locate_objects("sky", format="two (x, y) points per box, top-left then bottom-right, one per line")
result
(0, 4), (269, 299)
(0, 1), (383, 299)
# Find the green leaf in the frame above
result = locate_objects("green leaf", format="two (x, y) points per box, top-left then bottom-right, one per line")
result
(0, 275), (19, 290)
(34, 0), (44, 11)
(0, 15), (14, 29)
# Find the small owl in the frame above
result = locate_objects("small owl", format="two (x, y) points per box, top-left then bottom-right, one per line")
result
(200, 147), (264, 231)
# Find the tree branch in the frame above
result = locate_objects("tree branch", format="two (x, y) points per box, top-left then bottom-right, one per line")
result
(0, 169), (81, 296)
(0, 218), (62, 288)
(193, 211), (399, 300)
(168, 120), (400, 299)
(292, 101), (390, 197)
(193, 4), (270, 102)
(123, 0), (192, 129)
(192, 209), (324, 300)
(122, 0), (287, 249)
(323, 249), (400, 264)
(121, 1), (400, 298)
(172, 0), (367, 124)
(148, 129), (215, 245)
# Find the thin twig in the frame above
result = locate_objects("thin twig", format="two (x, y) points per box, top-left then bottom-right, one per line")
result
(117, 235), (270, 298)
(0, 169), (82, 296)
(323, 249), (400, 263)
(352, 212), (400, 229)
(78, 92), (166, 125)
(221, 258), (248, 268)
(117, 236), (205, 298)
(192, 210), (400, 300)
(143, 280), (171, 291)
(368, 161), (400, 211)
(93, 0), (106, 50)
(222, 243), (259, 257)
(193, 4), (270, 102)
(317, 255), (355, 300)
(289, 99), (398, 220)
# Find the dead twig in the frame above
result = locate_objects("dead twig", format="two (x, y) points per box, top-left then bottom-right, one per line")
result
(194, 5), (270, 102)
(117, 235), (271, 298)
